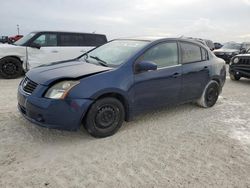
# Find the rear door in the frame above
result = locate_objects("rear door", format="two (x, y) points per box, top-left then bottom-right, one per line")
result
(132, 41), (182, 114)
(27, 33), (60, 68)
(179, 42), (210, 101)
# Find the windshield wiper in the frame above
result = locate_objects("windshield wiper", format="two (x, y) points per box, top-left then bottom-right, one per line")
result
(82, 53), (89, 63)
(90, 56), (108, 67)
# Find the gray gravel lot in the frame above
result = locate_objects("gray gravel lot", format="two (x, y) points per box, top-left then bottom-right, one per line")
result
(0, 75), (250, 188)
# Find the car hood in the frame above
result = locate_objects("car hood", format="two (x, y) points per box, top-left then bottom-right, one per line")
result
(26, 60), (112, 85)
(213, 48), (239, 53)
(0, 43), (20, 48)
(235, 53), (250, 57)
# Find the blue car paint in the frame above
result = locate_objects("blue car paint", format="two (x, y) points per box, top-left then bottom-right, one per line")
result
(17, 38), (226, 131)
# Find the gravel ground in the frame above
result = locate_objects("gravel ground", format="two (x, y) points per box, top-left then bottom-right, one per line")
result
(0, 75), (250, 188)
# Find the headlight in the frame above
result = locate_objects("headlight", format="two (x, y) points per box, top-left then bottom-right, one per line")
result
(45, 80), (80, 99)
(226, 52), (233, 55)
(233, 57), (239, 64)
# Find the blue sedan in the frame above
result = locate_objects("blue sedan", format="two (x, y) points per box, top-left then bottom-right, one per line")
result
(17, 37), (226, 137)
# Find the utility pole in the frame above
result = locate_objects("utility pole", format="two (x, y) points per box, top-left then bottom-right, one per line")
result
(17, 24), (20, 35)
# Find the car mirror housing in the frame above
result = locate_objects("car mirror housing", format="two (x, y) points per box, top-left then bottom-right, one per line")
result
(29, 43), (41, 49)
(135, 61), (157, 73)
(240, 48), (246, 53)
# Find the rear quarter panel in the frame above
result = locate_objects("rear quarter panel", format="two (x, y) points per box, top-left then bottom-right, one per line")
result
(210, 55), (226, 87)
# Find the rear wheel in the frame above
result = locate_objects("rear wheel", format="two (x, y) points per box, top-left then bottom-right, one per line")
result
(84, 97), (125, 138)
(230, 73), (241, 81)
(0, 57), (23, 79)
(197, 80), (220, 108)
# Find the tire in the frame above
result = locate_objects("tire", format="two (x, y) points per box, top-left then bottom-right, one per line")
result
(84, 97), (125, 138)
(0, 57), (23, 79)
(230, 73), (240, 81)
(197, 80), (220, 108)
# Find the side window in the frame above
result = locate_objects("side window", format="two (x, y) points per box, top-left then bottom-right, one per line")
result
(201, 47), (208, 61)
(60, 34), (79, 46)
(94, 35), (107, 46)
(33, 34), (57, 47)
(180, 42), (202, 63)
(78, 34), (86, 46)
(140, 42), (178, 68)
(84, 34), (97, 46)
(84, 34), (107, 46)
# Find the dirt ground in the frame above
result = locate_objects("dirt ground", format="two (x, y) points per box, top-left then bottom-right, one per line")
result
(0, 75), (250, 188)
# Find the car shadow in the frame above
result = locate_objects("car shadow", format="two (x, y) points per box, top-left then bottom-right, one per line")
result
(232, 78), (250, 85)
(14, 112), (95, 144)
(12, 103), (198, 144)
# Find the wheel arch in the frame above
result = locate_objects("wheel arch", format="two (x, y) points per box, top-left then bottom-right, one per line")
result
(211, 77), (220, 85)
(210, 77), (222, 93)
(0, 55), (23, 63)
(94, 92), (130, 121)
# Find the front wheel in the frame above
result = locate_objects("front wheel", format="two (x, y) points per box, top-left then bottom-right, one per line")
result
(0, 57), (23, 79)
(230, 73), (240, 81)
(197, 80), (220, 108)
(84, 97), (125, 138)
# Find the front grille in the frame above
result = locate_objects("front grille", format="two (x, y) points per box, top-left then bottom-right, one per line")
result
(22, 77), (38, 94)
(238, 58), (250, 65)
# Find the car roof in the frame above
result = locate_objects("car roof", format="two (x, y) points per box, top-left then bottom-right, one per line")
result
(117, 36), (196, 42)
(30, 31), (106, 36)
(119, 36), (176, 41)
(114, 36), (208, 47)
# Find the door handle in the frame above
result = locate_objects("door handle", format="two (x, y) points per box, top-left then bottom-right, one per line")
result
(51, 50), (58, 53)
(172, 72), (181, 78)
(203, 66), (208, 70)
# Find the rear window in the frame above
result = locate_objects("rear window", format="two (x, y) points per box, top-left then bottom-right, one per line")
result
(201, 47), (208, 61)
(84, 34), (107, 46)
(180, 42), (202, 63)
(60, 34), (79, 46)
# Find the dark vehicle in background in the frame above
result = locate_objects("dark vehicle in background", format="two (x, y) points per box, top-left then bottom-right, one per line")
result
(213, 42), (247, 63)
(242, 42), (250, 53)
(229, 48), (250, 81)
(18, 37), (226, 138)
(0, 36), (9, 43)
(214, 42), (223, 49)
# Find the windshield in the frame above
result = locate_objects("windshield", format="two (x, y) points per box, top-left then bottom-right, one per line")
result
(80, 40), (150, 67)
(14, 32), (36, 46)
(222, 43), (241, 50)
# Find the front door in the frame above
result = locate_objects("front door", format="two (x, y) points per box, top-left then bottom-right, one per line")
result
(27, 33), (61, 69)
(132, 41), (182, 114)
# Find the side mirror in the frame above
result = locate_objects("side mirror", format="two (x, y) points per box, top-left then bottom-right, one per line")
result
(240, 48), (246, 53)
(135, 61), (157, 73)
(29, 43), (41, 49)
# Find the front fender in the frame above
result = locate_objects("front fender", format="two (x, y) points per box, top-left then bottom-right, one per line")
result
(0, 45), (26, 63)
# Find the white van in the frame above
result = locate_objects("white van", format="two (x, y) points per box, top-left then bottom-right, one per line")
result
(0, 31), (107, 78)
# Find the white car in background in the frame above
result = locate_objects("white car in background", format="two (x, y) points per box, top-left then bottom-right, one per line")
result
(0, 31), (107, 78)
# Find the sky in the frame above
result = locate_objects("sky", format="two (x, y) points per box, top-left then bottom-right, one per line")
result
(0, 0), (250, 43)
